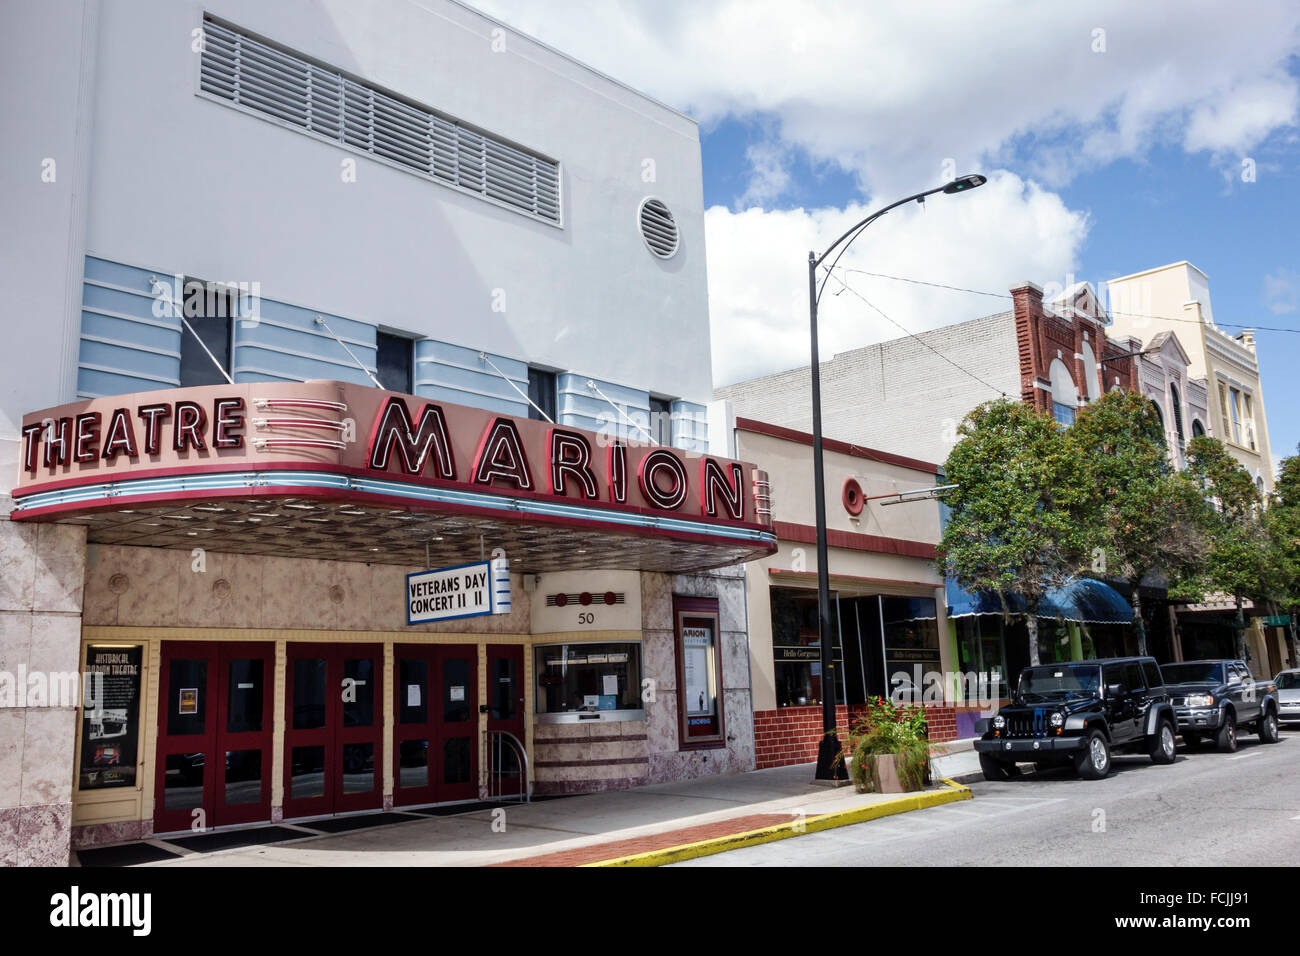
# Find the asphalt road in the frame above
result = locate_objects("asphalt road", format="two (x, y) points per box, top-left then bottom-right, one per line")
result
(675, 727), (1300, 866)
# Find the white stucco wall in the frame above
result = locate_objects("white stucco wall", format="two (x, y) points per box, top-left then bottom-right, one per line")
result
(1, 0), (715, 497)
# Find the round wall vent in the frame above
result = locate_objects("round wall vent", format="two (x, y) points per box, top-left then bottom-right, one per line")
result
(638, 197), (679, 259)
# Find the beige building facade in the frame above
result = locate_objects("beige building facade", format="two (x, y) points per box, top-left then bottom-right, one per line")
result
(723, 418), (989, 767)
(1107, 261), (1275, 493)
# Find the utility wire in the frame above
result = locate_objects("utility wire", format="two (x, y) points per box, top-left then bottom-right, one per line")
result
(837, 268), (1300, 334)
(818, 266), (1009, 398)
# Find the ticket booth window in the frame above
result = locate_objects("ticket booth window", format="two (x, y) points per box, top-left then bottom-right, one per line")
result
(534, 641), (644, 719)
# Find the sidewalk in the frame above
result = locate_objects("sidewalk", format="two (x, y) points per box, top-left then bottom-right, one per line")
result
(82, 760), (974, 868)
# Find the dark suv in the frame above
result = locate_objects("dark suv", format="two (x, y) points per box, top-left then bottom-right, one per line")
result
(974, 656), (1178, 781)
(1162, 659), (1279, 751)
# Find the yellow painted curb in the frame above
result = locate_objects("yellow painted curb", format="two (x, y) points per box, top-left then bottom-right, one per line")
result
(581, 777), (973, 867)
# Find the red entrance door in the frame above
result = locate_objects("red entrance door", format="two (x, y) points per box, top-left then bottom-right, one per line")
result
(283, 643), (383, 819)
(486, 645), (526, 799)
(154, 641), (274, 834)
(392, 645), (478, 806)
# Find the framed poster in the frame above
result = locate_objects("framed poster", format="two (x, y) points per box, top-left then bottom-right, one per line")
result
(79, 645), (143, 790)
(673, 595), (725, 748)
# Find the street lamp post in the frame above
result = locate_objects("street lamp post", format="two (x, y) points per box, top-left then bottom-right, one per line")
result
(808, 173), (986, 780)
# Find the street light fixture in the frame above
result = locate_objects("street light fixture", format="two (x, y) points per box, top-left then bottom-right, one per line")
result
(806, 173), (986, 781)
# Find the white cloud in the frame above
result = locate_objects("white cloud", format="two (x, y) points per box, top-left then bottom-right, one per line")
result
(737, 140), (793, 209)
(705, 171), (1089, 386)
(467, 0), (1300, 387)
(1263, 268), (1300, 315)
(1184, 76), (1300, 153)
(471, 0), (1300, 194)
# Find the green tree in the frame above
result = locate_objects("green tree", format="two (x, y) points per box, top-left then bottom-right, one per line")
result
(1065, 389), (1206, 656)
(1265, 449), (1300, 663)
(937, 400), (1088, 666)
(1184, 435), (1269, 660)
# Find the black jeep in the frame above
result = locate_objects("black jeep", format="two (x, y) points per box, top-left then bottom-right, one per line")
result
(974, 656), (1178, 781)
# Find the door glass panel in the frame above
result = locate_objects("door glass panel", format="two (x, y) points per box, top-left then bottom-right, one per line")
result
(444, 736), (471, 784)
(491, 657), (517, 720)
(227, 659), (264, 733)
(1123, 662), (1145, 692)
(167, 660), (207, 735)
(444, 659), (471, 723)
(292, 659), (327, 730)
(290, 745), (325, 800)
(224, 749), (262, 805)
(163, 753), (205, 810)
(342, 742), (375, 793)
(398, 659), (428, 725)
(343, 658), (375, 728)
(398, 739), (428, 789)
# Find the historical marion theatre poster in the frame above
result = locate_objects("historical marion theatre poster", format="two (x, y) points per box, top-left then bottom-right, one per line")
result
(79, 645), (143, 790)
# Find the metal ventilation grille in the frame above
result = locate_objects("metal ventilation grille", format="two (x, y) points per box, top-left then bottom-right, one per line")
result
(199, 18), (561, 224)
(639, 198), (679, 258)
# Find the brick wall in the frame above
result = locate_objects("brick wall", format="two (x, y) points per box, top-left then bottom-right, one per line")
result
(754, 703), (960, 770)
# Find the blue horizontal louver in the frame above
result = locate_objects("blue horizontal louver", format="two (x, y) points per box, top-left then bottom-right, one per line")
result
(77, 258), (182, 398)
(415, 341), (528, 417)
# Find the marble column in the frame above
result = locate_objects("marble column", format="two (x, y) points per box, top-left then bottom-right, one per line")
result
(0, 496), (86, 867)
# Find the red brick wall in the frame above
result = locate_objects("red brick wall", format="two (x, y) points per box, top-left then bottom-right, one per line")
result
(754, 703), (959, 770)
(1010, 282), (1136, 416)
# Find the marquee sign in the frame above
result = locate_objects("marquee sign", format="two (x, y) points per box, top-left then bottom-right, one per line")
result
(407, 559), (509, 624)
(11, 381), (775, 561)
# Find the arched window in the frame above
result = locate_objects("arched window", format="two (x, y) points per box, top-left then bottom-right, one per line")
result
(1150, 400), (1165, 443)
(1081, 342), (1101, 401)
(1191, 419), (1206, 438)
(1170, 384), (1185, 443)
(1049, 359), (1078, 426)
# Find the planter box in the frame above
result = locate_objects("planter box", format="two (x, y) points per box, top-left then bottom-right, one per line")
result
(858, 753), (928, 794)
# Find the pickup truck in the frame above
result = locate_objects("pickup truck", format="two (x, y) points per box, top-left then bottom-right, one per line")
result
(1161, 659), (1280, 751)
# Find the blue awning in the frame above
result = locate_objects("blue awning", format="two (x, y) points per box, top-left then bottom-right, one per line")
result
(946, 577), (1133, 625)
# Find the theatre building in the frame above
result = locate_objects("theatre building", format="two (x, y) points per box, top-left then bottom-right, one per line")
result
(0, 1), (773, 864)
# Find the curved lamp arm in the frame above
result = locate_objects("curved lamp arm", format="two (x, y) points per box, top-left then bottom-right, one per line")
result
(812, 174), (986, 306)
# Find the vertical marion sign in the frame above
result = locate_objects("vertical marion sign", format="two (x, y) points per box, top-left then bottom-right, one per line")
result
(406, 557), (511, 624)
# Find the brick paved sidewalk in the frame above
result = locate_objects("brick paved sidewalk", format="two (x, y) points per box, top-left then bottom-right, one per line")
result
(492, 812), (800, 866)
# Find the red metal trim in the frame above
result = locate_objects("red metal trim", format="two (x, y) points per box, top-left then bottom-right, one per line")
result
(767, 568), (942, 591)
(734, 417), (940, 474)
(771, 520), (937, 560)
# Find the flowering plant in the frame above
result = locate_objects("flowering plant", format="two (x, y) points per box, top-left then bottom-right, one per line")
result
(836, 695), (934, 792)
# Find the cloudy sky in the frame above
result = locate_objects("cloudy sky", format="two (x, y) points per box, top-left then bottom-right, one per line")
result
(471, 0), (1300, 468)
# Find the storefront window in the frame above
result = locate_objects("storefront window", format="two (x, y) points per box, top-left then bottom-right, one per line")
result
(770, 587), (842, 708)
(882, 596), (940, 701)
(954, 617), (1007, 701)
(534, 641), (643, 719)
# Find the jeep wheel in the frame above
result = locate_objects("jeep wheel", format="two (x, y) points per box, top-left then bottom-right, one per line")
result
(1259, 710), (1280, 744)
(1074, 729), (1111, 779)
(1215, 714), (1237, 753)
(1148, 719), (1177, 764)
(979, 754), (1020, 781)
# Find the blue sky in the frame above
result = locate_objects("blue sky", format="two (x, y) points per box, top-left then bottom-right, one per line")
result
(698, 117), (1300, 465)
(473, 1), (1300, 473)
